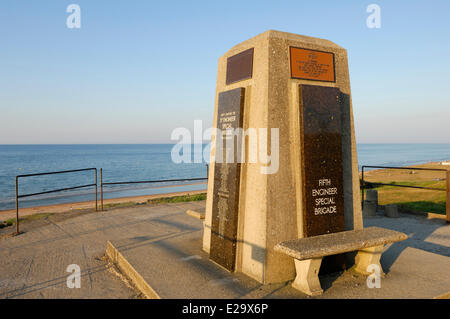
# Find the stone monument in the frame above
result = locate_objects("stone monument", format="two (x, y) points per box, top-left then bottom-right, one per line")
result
(202, 30), (362, 284)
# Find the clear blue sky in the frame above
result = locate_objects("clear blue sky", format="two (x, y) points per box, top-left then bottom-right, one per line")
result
(1, 0), (449, 144)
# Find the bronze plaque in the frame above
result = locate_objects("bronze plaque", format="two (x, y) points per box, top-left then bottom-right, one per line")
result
(226, 48), (254, 85)
(210, 87), (245, 271)
(290, 47), (335, 82)
(299, 84), (345, 237)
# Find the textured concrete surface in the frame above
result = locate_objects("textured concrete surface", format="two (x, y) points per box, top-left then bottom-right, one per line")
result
(361, 212), (450, 298)
(384, 204), (399, 218)
(275, 227), (407, 260)
(106, 201), (449, 299)
(186, 208), (205, 220)
(0, 200), (448, 299)
(0, 200), (205, 299)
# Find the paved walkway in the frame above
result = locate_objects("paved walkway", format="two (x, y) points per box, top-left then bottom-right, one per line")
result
(0, 200), (448, 299)
(362, 212), (450, 298)
(0, 201), (205, 298)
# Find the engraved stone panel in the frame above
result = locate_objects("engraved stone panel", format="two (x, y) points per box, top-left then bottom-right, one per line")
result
(290, 47), (335, 82)
(226, 48), (254, 85)
(210, 87), (245, 271)
(299, 84), (345, 237)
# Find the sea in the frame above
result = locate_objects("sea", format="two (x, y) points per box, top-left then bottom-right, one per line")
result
(0, 144), (450, 211)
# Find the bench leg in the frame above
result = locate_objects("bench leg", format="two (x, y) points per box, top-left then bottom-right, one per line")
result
(354, 245), (385, 276)
(292, 258), (323, 296)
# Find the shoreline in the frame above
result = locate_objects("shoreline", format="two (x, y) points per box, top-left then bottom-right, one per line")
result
(1, 161), (448, 222)
(0, 189), (206, 221)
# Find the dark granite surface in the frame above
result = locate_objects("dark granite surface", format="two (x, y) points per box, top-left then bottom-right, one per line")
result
(300, 84), (345, 238)
(210, 87), (245, 271)
(226, 48), (254, 85)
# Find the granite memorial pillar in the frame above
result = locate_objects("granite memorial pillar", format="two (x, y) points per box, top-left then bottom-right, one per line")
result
(203, 30), (362, 284)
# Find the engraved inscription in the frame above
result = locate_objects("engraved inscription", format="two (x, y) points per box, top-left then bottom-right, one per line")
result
(210, 87), (245, 271)
(299, 84), (344, 237)
(217, 164), (229, 239)
(291, 47), (335, 82)
(312, 178), (338, 215)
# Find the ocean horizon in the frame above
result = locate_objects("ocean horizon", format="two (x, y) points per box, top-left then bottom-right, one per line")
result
(0, 143), (449, 211)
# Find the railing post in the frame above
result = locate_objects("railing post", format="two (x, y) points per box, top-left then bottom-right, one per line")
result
(361, 166), (365, 211)
(101, 168), (104, 211)
(446, 170), (450, 223)
(15, 176), (19, 235)
(95, 169), (98, 212)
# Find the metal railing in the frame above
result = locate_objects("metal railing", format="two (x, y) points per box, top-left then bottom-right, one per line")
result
(14, 168), (98, 235)
(10, 164), (210, 234)
(99, 167), (208, 211)
(361, 165), (450, 222)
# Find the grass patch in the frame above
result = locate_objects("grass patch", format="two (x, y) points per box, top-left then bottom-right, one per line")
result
(364, 180), (446, 190)
(362, 183), (447, 215)
(103, 193), (207, 209)
(360, 179), (378, 189)
(147, 193), (206, 205)
(396, 201), (446, 215)
(1, 212), (54, 228)
(103, 202), (146, 209)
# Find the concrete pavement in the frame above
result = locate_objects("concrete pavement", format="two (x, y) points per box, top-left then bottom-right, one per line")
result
(0, 200), (448, 299)
(0, 200), (205, 298)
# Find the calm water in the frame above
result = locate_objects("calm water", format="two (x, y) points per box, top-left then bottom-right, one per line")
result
(0, 144), (449, 210)
(0, 144), (208, 210)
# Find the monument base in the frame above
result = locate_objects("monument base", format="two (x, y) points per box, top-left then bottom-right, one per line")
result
(105, 228), (305, 299)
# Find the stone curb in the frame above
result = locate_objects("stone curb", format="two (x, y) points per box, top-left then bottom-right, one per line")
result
(186, 210), (205, 220)
(106, 240), (160, 299)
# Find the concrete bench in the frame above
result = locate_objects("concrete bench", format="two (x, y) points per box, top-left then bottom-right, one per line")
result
(274, 226), (408, 296)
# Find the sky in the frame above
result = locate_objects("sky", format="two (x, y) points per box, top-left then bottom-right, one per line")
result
(0, 0), (449, 144)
